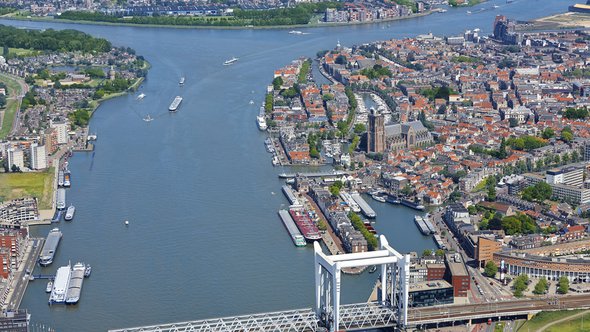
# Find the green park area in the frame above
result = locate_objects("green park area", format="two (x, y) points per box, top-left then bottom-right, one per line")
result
(0, 168), (54, 209)
(0, 73), (24, 139)
(519, 310), (590, 332)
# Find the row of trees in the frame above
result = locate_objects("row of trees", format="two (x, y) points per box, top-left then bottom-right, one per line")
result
(0, 25), (111, 52)
(348, 212), (378, 250)
(60, 3), (341, 27)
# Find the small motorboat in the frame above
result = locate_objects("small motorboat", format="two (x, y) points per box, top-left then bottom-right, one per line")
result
(84, 265), (92, 278)
(369, 265), (377, 273)
(46, 281), (53, 293)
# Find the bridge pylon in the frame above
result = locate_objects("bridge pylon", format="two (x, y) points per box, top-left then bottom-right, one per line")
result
(313, 235), (410, 332)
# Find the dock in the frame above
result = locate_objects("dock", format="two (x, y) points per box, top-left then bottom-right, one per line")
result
(351, 192), (376, 218)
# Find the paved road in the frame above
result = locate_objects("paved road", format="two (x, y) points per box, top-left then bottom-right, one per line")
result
(5, 237), (43, 310)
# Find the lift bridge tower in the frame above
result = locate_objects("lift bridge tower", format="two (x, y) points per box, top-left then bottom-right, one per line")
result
(313, 235), (410, 332)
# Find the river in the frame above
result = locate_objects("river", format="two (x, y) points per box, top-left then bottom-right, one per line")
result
(0, 0), (575, 330)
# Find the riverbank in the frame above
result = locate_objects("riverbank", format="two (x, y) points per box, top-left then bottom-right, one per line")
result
(530, 12), (590, 30)
(3, 10), (434, 30)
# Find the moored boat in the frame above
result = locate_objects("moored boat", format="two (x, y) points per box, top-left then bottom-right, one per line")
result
(289, 207), (321, 242)
(39, 228), (62, 266)
(257, 115), (267, 131)
(46, 281), (53, 293)
(49, 263), (71, 304)
(56, 188), (66, 210)
(65, 262), (85, 304)
(84, 265), (91, 277)
(64, 205), (75, 221)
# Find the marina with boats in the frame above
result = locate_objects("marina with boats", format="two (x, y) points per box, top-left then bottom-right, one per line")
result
(47, 262), (90, 305)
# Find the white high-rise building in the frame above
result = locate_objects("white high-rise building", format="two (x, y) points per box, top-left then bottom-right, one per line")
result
(30, 143), (47, 170)
(7, 148), (24, 172)
(585, 142), (590, 162)
(52, 121), (69, 145)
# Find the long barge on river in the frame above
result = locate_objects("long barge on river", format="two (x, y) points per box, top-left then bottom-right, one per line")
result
(281, 185), (300, 206)
(288, 207), (321, 242)
(39, 228), (62, 266)
(414, 216), (432, 236)
(278, 210), (306, 247)
(168, 96), (183, 112)
(351, 192), (376, 218)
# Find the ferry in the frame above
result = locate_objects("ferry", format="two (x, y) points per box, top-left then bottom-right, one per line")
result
(58, 171), (64, 187)
(65, 263), (85, 304)
(64, 205), (75, 221)
(49, 263), (71, 304)
(39, 228), (62, 266)
(168, 96), (183, 112)
(46, 281), (53, 293)
(179, 76), (185, 85)
(63, 171), (71, 187)
(136, 93), (146, 100)
(257, 115), (267, 131)
(289, 30), (304, 35)
(278, 210), (306, 247)
(223, 57), (239, 66)
(56, 188), (66, 210)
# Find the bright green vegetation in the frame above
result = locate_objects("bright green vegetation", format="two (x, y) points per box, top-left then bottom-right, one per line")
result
(0, 168), (55, 209)
(0, 8), (17, 16)
(58, 3), (342, 27)
(0, 73), (23, 139)
(0, 25), (111, 52)
(307, 132), (322, 159)
(68, 109), (91, 128)
(512, 274), (529, 297)
(298, 59), (311, 84)
(359, 64), (392, 79)
(532, 277), (548, 295)
(494, 322), (505, 332)
(480, 210), (537, 236)
(484, 261), (498, 278)
(506, 135), (547, 151)
(348, 135), (360, 154)
(519, 310), (588, 332)
(349, 212), (378, 250)
(393, 0), (417, 12)
(264, 93), (273, 114)
(565, 68), (590, 78)
(563, 107), (588, 120)
(452, 55), (480, 63)
(419, 86), (456, 101)
(448, 0), (482, 6)
(5, 47), (42, 58)
(558, 276), (569, 294)
(521, 182), (552, 203)
(329, 180), (343, 197)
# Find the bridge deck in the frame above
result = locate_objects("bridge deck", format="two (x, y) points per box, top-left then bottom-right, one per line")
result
(108, 308), (319, 332)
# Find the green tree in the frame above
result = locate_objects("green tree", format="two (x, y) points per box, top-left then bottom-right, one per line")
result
(401, 184), (412, 196)
(484, 261), (498, 278)
(422, 249), (432, 257)
(533, 277), (548, 295)
(561, 127), (574, 142)
(541, 127), (555, 139)
(353, 123), (366, 134)
(486, 176), (497, 201)
(435, 249), (445, 256)
(558, 276), (569, 294)
(272, 76), (283, 90)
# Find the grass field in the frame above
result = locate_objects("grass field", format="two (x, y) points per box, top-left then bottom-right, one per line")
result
(518, 310), (587, 332)
(0, 168), (55, 209)
(0, 73), (24, 139)
(8, 47), (41, 58)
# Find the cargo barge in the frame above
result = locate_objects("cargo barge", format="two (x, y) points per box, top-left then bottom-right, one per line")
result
(65, 263), (85, 304)
(168, 96), (183, 112)
(339, 192), (361, 213)
(56, 188), (66, 210)
(39, 228), (62, 266)
(351, 192), (376, 218)
(434, 234), (446, 250)
(278, 210), (306, 247)
(423, 215), (436, 234)
(401, 199), (425, 211)
(281, 185), (300, 206)
(414, 216), (432, 235)
(57, 170), (64, 187)
(49, 263), (70, 304)
(288, 207), (321, 242)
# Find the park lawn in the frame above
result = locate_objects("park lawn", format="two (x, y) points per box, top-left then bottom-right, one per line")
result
(0, 73), (24, 139)
(544, 310), (590, 332)
(518, 310), (585, 332)
(472, 178), (487, 192)
(0, 168), (55, 209)
(8, 47), (41, 58)
(494, 322), (505, 332)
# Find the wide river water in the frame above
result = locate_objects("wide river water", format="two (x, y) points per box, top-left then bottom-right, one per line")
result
(0, 0), (576, 329)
